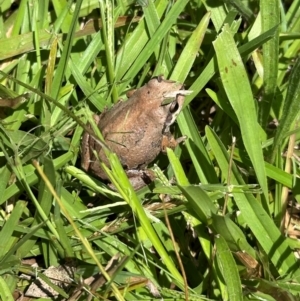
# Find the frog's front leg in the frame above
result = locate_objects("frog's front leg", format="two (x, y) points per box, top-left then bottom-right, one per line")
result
(161, 132), (187, 152)
(125, 169), (156, 190)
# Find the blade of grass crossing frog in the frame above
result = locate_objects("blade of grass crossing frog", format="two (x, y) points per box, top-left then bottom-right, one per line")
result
(215, 235), (243, 301)
(206, 126), (300, 278)
(171, 12), (210, 82)
(213, 24), (268, 200)
(65, 166), (122, 201)
(104, 151), (185, 288)
(2, 87), (19, 106)
(0, 84), (20, 98)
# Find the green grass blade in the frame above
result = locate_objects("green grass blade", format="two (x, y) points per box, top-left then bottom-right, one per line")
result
(215, 235), (243, 301)
(0, 201), (26, 257)
(177, 107), (218, 184)
(202, 1), (227, 32)
(3, 153), (74, 202)
(270, 57), (300, 163)
(70, 60), (106, 111)
(11, 0), (27, 36)
(0, 16), (138, 60)
(233, 148), (297, 189)
(51, 0), (73, 33)
(206, 126), (300, 278)
(120, 0), (189, 86)
(259, 0), (280, 126)
(213, 24), (268, 200)
(0, 276), (14, 301)
(184, 24), (278, 107)
(115, 0), (169, 82)
(178, 185), (217, 224)
(166, 148), (189, 186)
(99, 0), (118, 103)
(51, 0), (83, 100)
(213, 215), (256, 257)
(171, 12), (210, 81)
(2, 223), (45, 263)
(17, 157), (56, 258)
(0, 166), (11, 205)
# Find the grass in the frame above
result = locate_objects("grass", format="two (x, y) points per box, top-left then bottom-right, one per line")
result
(0, 0), (300, 300)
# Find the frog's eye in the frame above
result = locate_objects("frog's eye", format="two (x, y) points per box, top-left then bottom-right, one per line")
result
(150, 75), (164, 83)
(157, 75), (164, 82)
(169, 98), (179, 113)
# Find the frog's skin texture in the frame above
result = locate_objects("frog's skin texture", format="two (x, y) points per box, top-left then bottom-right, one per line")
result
(81, 76), (189, 189)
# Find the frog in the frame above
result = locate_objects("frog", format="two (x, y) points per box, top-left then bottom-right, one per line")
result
(81, 75), (191, 190)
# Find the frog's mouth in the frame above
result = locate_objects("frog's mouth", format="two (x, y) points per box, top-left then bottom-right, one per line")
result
(161, 89), (193, 105)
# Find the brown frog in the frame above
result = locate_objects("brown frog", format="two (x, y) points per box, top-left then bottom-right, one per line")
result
(81, 76), (190, 190)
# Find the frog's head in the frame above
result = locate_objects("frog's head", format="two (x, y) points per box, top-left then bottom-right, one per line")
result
(146, 76), (192, 127)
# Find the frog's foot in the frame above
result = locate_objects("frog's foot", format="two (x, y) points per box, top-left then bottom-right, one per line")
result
(108, 169), (155, 191)
(161, 134), (187, 152)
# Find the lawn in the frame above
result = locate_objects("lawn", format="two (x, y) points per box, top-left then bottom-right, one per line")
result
(0, 0), (300, 300)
